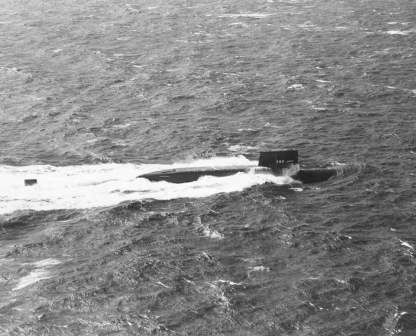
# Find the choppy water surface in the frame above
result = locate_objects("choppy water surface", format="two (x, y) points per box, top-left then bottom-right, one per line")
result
(0, 0), (415, 335)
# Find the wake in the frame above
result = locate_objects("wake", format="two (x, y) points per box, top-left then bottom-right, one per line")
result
(0, 157), (293, 214)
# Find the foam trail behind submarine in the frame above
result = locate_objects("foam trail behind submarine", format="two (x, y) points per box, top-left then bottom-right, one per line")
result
(0, 159), (294, 214)
(138, 150), (340, 184)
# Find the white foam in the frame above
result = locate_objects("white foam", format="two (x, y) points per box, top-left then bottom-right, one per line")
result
(385, 29), (415, 35)
(237, 128), (256, 132)
(248, 265), (270, 272)
(206, 282), (230, 307)
(125, 4), (139, 12)
(400, 240), (414, 250)
(194, 215), (225, 240)
(289, 187), (303, 192)
(214, 279), (242, 286)
(228, 22), (249, 27)
(287, 83), (304, 90)
(298, 22), (317, 29)
(13, 258), (61, 291)
(155, 281), (170, 288)
(228, 144), (258, 152)
(203, 226), (224, 240)
(13, 269), (51, 291)
(334, 278), (348, 285)
(218, 13), (272, 19)
(32, 258), (61, 268)
(0, 157), (293, 214)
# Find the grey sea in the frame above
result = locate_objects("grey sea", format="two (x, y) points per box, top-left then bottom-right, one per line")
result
(0, 0), (415, 335)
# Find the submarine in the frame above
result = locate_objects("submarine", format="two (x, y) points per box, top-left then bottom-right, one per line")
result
(138, 150), (339, 184)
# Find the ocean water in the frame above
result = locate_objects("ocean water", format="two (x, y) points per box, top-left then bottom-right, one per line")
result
(0, 0), (415, 335)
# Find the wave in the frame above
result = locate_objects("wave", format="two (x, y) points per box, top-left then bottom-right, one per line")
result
(0, 157), (293, 214)
(218, 13), (272, 19)
(12, 258), (61, 291)
(385, 29), (416, 35)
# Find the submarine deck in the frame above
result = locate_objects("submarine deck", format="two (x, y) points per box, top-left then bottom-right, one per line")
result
(138, 165), (264, 183)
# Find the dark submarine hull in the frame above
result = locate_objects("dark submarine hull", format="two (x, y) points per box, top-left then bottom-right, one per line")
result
(138, 151), (338, 184)
(139, 165), (258, 183)
(138, 166), (337, 184)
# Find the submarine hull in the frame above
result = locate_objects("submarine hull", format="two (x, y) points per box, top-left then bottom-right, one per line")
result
(293, 168), (338, 184)
(139, 166), (256, 183)
(138, 166), (337, 184)
(138, 151), (338, 184)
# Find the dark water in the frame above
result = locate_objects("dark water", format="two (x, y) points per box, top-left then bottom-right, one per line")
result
(1, 0), (416, 334)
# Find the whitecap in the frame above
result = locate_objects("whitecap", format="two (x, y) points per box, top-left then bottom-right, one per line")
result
(154, 281), (170, 288)
(116, 37), (131, 41)
(400, 240), (414, 250)
(112, 123), (131, 129)
(194, 215), (224, 240)
(228, 144), (258, 152)
(248, 265), (270, 272)
(13, 259), (61, 291)
(32, 258), (61, 268)
(228, 22), (249, 27)
(329, 161), (347, 166)
(202, 226), (224, 240)
(312, 106), (328, 112)
(385, 29), (415, 35)
(218, 13), (272, 19)
(237, 128), (256, 132)
(13, 269), (51, 291)
(0, 67), (32, 82)
(334, 278), (348, 285)
(289, 187), (303, 192)
(214, 279), (242, 286)
(287, 83), (304, 90)
(298, 22), (317, 28)
(206, 282), (230, 307)
(125, 4), (139, 12)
